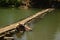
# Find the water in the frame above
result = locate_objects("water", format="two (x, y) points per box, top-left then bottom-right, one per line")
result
(0, 8), (60, 40)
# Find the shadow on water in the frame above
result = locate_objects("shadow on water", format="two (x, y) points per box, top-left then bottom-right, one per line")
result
(13, 32), (27, 40)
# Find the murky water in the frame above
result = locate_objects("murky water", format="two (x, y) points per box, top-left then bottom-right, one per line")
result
(0, 8), (60, 40)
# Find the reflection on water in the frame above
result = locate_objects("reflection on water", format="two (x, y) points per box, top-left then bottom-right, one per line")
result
(54, 26), (60, 40)
(14, 32), (27, 40)
(0, 8), (60, 40)
(21, 33), (27, 40)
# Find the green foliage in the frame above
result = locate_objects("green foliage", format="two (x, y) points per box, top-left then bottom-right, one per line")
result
(0, 0), (22, 7)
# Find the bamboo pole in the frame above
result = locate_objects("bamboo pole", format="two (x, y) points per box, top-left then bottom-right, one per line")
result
(0, 8), (54, 37)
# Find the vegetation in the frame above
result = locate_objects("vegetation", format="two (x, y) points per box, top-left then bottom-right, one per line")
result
(0, 0), (22, 7)
(0, 0), (60, 8)
(31, 0), (60, 8)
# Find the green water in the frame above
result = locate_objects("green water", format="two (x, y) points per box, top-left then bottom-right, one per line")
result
(0, 8), (41, 27)
(0, 8), (60, 40)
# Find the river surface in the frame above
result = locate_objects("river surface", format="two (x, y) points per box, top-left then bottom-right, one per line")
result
(0, 8), (60, 40)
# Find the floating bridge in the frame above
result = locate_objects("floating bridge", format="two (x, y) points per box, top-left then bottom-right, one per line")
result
(0, 8), (54, 40)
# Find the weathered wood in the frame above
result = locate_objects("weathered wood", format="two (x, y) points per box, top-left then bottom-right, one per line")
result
(19, 8), (54, 24)
(4, 37), (14, 40)
(0, 8), (54, 37)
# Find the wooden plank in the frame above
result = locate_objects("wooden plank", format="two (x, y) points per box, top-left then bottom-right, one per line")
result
(4, 37), (14, 40)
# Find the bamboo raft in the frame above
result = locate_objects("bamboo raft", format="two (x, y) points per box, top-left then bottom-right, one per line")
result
(0, 8), (54, 38)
